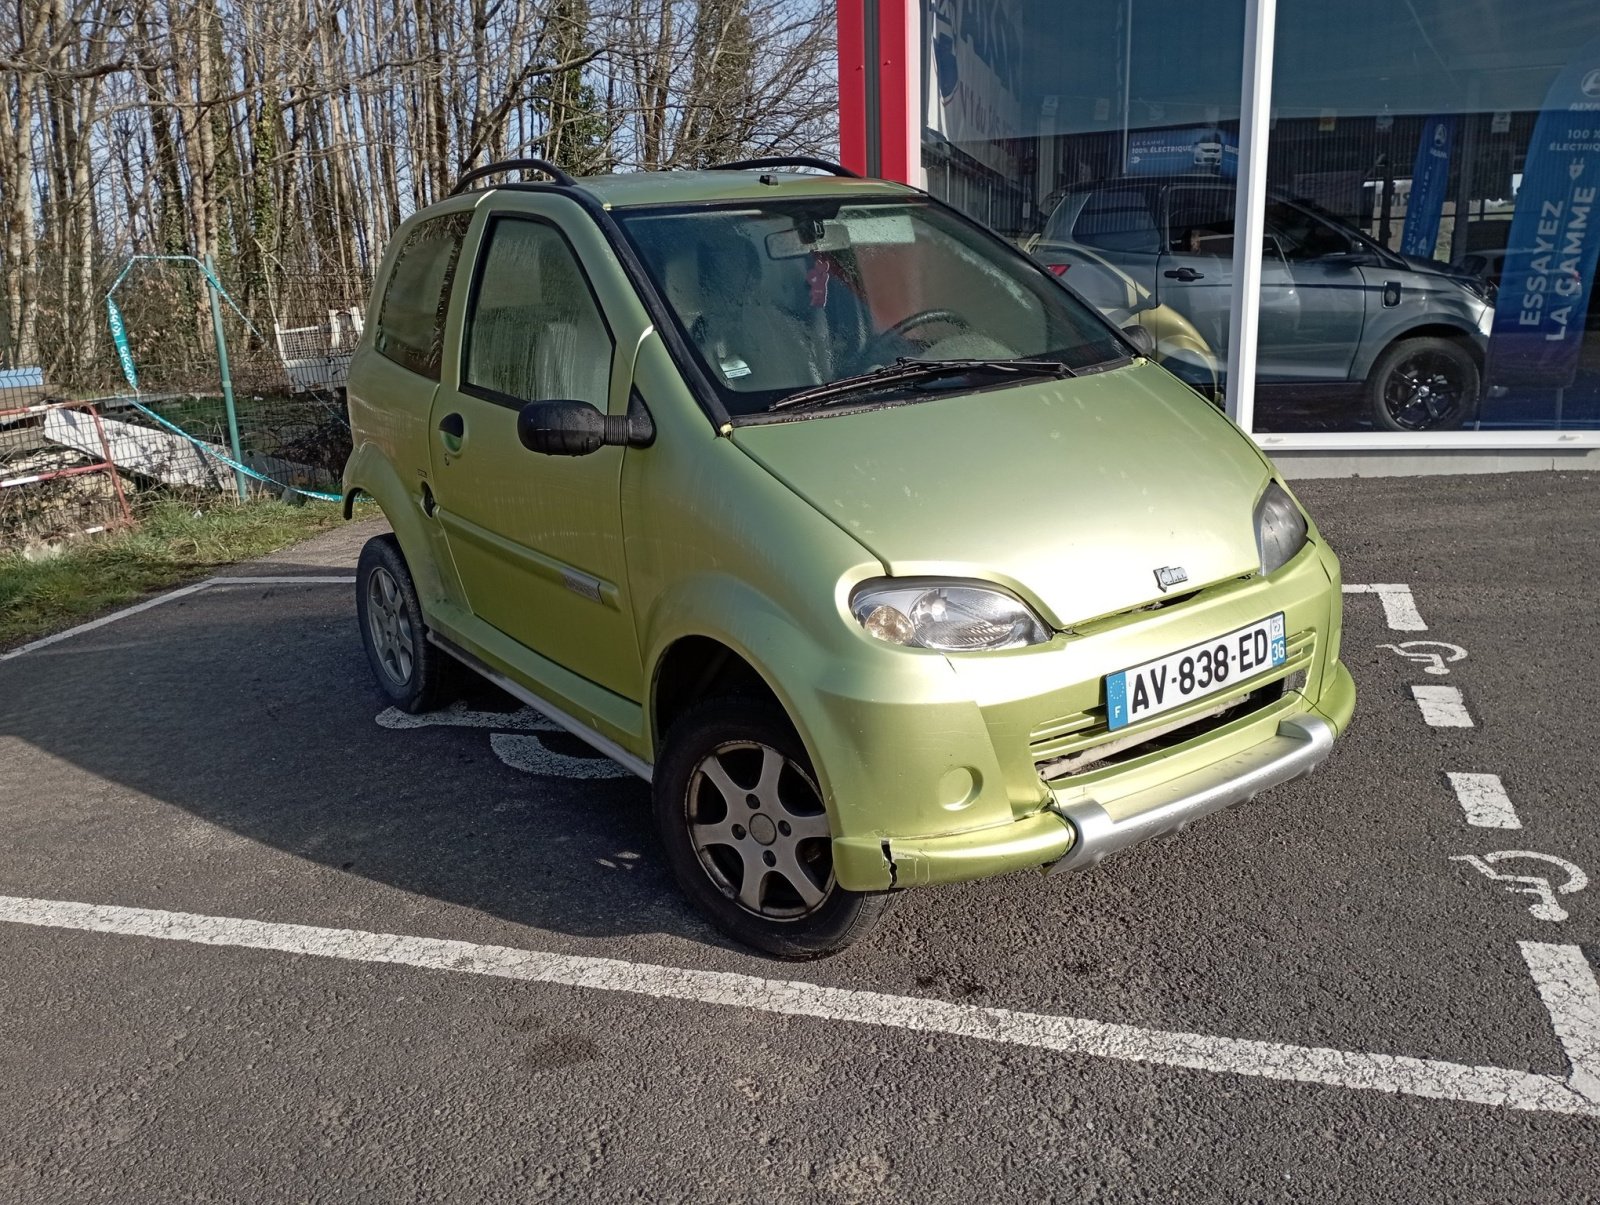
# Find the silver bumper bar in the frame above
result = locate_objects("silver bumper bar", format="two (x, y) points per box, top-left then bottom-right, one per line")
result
(1046, 714), (1336, 876)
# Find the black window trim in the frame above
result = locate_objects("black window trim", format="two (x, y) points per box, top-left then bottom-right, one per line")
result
(456, 210), (619, 412)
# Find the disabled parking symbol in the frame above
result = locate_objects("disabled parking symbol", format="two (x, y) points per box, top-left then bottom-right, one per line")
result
(1450, 850), (1589, 922)
(376, 703), (632, 779)
(1380, 640), (1468, 676)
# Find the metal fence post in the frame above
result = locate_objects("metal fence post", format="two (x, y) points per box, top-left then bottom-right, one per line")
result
(204, 253), (249, 502)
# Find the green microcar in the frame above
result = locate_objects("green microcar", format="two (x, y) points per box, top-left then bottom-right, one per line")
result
(343, 157), (1355, 958)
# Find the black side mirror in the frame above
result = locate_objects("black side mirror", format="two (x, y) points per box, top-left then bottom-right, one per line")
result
(517, 394), (655, 457)
(1121, 324), (1157, 359)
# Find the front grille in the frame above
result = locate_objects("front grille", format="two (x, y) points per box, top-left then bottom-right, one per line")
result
(1030, 629), (1316, 782)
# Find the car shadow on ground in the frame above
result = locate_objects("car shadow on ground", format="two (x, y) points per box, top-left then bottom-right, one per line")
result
(0, 586), (731, 950)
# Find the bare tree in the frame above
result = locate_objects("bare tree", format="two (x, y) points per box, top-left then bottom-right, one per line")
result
(0, 0), (840, 386)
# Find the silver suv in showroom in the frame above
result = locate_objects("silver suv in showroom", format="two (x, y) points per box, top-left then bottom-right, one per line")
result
(1035, 177), (1495, 430)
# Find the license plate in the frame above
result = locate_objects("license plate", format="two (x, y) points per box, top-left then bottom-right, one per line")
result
(1105, 613), (1287, 731)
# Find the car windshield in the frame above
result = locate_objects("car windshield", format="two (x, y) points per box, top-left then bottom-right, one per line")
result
(615, 198), (1127, 417)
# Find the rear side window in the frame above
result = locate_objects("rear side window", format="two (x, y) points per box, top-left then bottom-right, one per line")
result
(375, 212), (471, 380)
(1072, 187), (1160, 254)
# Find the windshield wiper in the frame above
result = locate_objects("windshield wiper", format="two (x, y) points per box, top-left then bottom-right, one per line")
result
(768, 357), (1076, 412)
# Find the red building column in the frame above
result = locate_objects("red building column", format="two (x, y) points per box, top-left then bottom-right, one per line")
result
(837, 0), (921, 184)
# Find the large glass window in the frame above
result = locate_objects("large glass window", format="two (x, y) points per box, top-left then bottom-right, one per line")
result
(1255, 1), (1600, 434)
(922, 0), (1246, 405)
(919, 0), (1600, 437)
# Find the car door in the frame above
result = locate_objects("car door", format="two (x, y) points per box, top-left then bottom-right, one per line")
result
(1261, 199), (1367, 380)
(1157, 184), (1299, 378)
(427, 196), (643, 701)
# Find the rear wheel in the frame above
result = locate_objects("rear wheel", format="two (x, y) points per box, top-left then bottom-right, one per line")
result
(356, 534), (451, 713)
(1368, 336), (1478, 431)
(653, 699), (888, 959)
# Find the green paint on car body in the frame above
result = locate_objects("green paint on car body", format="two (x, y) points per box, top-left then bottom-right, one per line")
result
(344, 161), (1354, 957)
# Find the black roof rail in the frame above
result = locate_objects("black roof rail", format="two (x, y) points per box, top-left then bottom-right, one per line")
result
(450, 157), (576, 196)
(706, 155), (860, 179)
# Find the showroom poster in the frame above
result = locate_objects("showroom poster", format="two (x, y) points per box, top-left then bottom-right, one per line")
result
(1487, 36), (1600, 388)
(1400, 115), (1455, 260)
(1125, 127), (1238, 179)
(924, 0), (1023, 174)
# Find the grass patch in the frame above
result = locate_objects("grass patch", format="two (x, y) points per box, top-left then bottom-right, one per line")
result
(0, 496), (365, 648)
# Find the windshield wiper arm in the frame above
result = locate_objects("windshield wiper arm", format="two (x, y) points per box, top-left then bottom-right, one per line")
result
(768, 357), (1075, 412)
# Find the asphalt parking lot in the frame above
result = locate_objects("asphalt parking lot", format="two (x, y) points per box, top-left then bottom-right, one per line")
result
(1, 472), (1597, 1202)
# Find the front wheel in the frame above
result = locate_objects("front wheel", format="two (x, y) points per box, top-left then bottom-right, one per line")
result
(1367, 336), (1478, 431)
(653, 699), (889, 959)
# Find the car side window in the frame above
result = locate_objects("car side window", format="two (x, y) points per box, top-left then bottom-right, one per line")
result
(1165, 187), (1240, 257)
(1071, 187), (1161, 253)
(462, 217), (613, 408)
(1263, 200), (1353, 260)
(374, 211), (470, 380)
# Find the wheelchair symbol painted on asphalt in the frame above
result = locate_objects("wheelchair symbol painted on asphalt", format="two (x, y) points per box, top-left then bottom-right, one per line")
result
(1450, 850), (1589, 922)
(1380, 640), (1468, 676)
(376, 703), (632, 779)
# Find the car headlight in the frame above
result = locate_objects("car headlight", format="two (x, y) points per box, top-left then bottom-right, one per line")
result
(850, 579), (1050, 651)
(1254, 481), (1309, 576)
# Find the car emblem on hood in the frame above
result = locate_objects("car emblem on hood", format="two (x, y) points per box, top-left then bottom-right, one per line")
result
(1154, 565), (1189, 592)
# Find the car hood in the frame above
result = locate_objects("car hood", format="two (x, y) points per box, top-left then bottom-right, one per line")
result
(1392, 251), (1472, 280)
(731, 361), (1272, 628)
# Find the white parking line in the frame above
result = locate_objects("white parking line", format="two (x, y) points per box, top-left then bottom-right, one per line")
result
(0, 575), (356, 663)
(1343, 583), (1427, 631)
(1521, 942), (1600, 1105)
(0, 581), (213, 662)
(1446, 773), (1522, 829)
(211, 575), (358, 586)
(0, 892), (1596, 1117)
(1413, 685), (1474, 728)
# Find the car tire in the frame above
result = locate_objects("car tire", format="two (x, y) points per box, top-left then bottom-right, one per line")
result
(1367, 336), (1478, 431)
(356, 534), (451, 714)
(653, 698), (889, 959)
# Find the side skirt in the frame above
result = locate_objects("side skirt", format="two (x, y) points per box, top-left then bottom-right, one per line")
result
(428, 631), (654, 782)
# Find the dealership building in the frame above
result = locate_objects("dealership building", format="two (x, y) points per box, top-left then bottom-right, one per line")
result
(837, 0), (1600, 474)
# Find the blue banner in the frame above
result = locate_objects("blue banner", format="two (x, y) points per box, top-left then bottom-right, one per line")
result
(1487, 36), (1600, 389)
(1400, 115), (1455, 260)
(1126, 126), (1237, 180)
(106, 298), (138, 390)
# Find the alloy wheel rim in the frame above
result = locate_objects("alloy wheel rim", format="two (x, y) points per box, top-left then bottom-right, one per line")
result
(1383, 350), (1466, 430)
(366, 566), (415, 685)
(686, 740), (835, 920)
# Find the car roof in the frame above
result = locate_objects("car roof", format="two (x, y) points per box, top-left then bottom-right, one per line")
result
(509, 169), (915, 210)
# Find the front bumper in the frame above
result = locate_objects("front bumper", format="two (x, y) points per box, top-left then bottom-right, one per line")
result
(1046, 711), (1333, 875)
(831, 658), (1354, 891)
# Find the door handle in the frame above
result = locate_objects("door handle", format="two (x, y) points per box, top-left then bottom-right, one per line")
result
(1164, 267), (1205, 282)
(437, 412), (464, 454)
